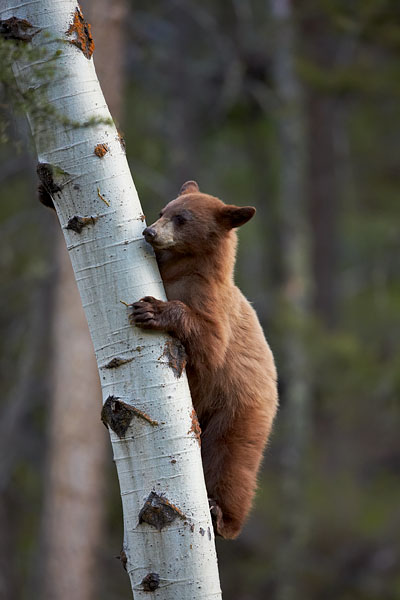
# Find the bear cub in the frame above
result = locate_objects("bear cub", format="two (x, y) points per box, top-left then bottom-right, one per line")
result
(130, 180), (278, 539)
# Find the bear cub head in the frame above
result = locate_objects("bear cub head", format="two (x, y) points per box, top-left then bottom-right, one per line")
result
(142, 180), (256, 255)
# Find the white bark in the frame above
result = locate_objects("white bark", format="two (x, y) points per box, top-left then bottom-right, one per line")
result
(2, 1), (222, 598)
(42, 3), (126, 597)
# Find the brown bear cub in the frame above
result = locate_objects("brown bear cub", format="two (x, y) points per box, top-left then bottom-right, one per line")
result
(130, 181), (278, 539)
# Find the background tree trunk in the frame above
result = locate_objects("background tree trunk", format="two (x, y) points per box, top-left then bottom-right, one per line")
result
(302, 13), (340, 329)
(301, 9), (355, 329)
(269, 1), (312, 598)
(4, 0), (222, 598)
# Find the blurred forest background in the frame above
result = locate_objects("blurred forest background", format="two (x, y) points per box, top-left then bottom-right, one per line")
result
(1, 0), (400, 599)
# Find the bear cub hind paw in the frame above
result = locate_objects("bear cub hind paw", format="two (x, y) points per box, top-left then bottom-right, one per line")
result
(209, 498), (242, 539)
(208, 498), (224, 537)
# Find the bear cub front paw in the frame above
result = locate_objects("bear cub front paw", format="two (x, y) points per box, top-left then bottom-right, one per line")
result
(130, 296), (166, 330)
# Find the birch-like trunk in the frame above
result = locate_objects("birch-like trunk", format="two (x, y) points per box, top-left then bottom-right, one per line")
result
(42, 3), (127, 598)
(2, 1), (222, 598)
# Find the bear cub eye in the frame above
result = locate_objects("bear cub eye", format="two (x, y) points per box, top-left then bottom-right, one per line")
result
(172, 214), (187, 226)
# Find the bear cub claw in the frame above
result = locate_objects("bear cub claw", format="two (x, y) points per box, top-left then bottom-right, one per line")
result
(130, 296), (165, 330)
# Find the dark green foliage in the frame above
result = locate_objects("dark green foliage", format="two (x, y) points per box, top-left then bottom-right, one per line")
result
(0, 35), (112, 146)
(0, 35), (60, 143)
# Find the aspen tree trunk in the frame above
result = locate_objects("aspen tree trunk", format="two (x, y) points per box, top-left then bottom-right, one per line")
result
(301, 10), (354, 328)
(2, 1), (222, 598)
(42, 3), (127, 598)
(269, 1), (311, 598)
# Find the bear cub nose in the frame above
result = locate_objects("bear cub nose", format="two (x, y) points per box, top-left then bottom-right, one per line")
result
(143, 227), (157, 242)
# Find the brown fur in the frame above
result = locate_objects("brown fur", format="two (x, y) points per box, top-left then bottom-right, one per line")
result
(130, 182), (278, 539)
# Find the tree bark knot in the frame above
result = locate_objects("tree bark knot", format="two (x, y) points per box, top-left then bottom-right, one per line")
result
(0, 17), (38, 42)
(138, 491), (186, 531)
(104, 356), (134, 369)
(101, 396), (158, 437)
(66, 215), (98, 233)
(141, 572), (160, 592)
(37, 162), (62, 195)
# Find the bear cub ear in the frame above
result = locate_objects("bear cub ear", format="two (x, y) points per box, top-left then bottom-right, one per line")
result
(179, 180), (200, 196)
(220, 205), (256, 229)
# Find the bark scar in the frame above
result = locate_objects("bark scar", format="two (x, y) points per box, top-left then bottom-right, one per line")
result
(66, 215), (98, 233)
(116, 549), (127, 571)
(66, 6), (94, 59)
(103, 357), (134, 369)
(101, 396), (158, 437)
(0, 17), (38, 42)
(188, 409), (201, 446)
(94, 143), (108, 158)
(117, 131), (126, 153)
(36, 162), (62, 195)
(159, 340), (187, 378)
(138, 491), (186, 531)
(141, 573), (160, 592)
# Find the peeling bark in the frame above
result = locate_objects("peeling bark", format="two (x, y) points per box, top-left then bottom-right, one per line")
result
(188, 409), (201, 446)
(66, 6), (94, 59)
